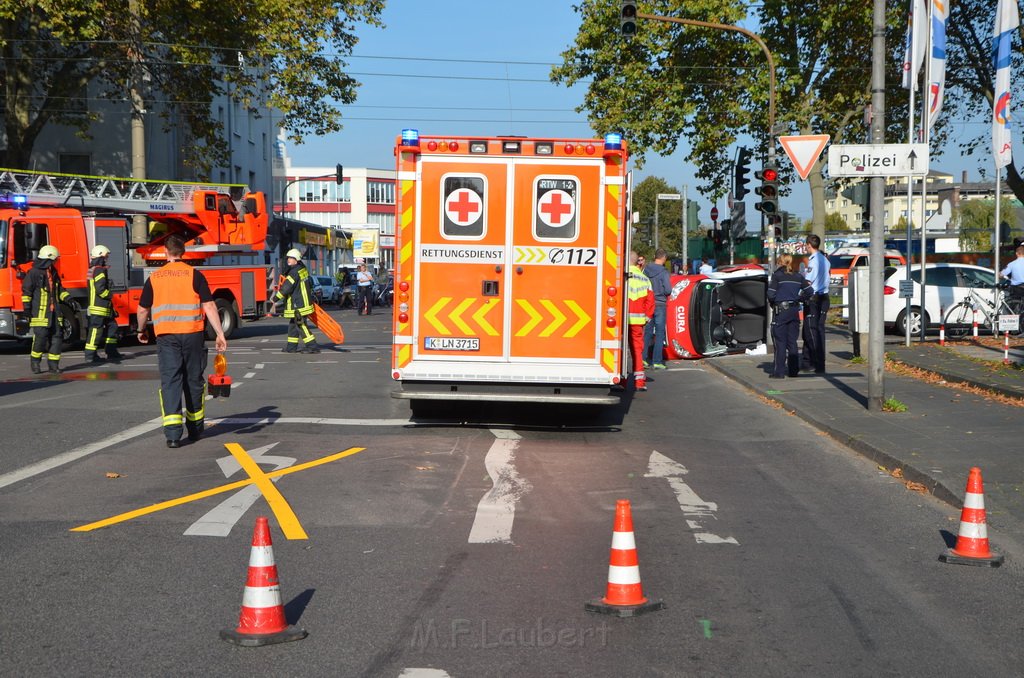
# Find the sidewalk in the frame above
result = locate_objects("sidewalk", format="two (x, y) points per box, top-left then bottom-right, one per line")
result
(703, 327), (1024, 532)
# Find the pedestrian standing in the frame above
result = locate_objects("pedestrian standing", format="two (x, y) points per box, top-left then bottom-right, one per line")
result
(767, 253), (812, 379)
(627, 251), (654, 391)
(1000, 244), (1024, 301)
(699, 257), (713, 276)
(642, 248), (671, 370)
(135, 235), (227, 448)
(356, 264), (374, 315)
(275, 248), (319, 353)
(21, 245), (72, 374)
(83, 245), (122, 363)
(801, 234), (831, 374)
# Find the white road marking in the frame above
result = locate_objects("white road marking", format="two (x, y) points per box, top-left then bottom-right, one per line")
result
(183, 442), (296, 537)
(0, 392), (77, 409)
(243, 372), (256, 379)
(399, 670), (452, 678)
(254, 363), (265, 369)
(0, 417), (163, 490)
(468, 429), (531, 544)
(209, 416), (411, 427)
(645, 450), (738, 545)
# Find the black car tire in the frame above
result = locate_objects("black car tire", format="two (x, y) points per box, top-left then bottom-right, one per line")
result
(895, 307), (928, 336)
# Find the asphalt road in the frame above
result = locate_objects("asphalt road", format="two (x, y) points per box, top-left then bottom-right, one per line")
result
(1, 309), (1021, 677)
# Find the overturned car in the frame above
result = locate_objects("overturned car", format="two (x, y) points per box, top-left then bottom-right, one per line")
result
(664, 265), (768, 360)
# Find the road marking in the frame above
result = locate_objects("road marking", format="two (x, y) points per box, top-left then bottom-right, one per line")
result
(223, 442), (307, 539)
(184, 443), (296, 537)
(0, 417), (163, 490)
(243, 372), (256, 379)
(0, 392), (77, 409)
(71, 445), (365, 535)
(209, 416), (411, 427)
(468, 429), (531, 544)
(399, 671), (452, 678)
(645, 450), (738, 545)
(255, 363), (265, 369)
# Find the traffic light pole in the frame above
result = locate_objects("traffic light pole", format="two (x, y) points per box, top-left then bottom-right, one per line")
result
(637, 13), (777, 271)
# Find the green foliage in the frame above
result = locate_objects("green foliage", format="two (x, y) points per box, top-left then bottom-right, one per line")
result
(631, 175), (686, 256)
(824, 211), (850, 232)
(952, 198), (1019, 252)
(0, 0), (384, 174)
(552, 1), (908, 218)
(882, 397), (907, 413)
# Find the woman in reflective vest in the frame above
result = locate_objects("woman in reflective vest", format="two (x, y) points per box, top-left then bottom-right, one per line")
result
(275, 248), (319, 353)
(627, 251), (654, 391)
(21, 244), (72, 374)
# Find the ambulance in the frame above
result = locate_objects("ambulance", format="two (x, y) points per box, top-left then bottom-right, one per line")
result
(390, 130), (630, 412)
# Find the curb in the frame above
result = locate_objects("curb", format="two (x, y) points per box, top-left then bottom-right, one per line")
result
(704, 359), (964, 510)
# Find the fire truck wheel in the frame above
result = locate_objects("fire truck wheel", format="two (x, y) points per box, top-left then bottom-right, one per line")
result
(59, 303), (82, 347)
(206, 298), (238, 340)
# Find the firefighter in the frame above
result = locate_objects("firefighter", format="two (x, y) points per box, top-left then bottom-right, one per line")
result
(275, 248), (319, 354)
(135, 234), (227, 448)
(21, 244), (72, 374)
(627, 250), (654, 391)
(84, 245), (122, 363)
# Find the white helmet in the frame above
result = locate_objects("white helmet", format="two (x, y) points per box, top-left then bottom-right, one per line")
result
(91, 245), (111, 258)
(38, 245), (60, 260)
(285, 248), (302, 261)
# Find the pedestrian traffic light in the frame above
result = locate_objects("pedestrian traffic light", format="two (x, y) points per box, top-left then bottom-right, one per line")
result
(620, 1), (637, 36)
(335, 164), (344, 185)
(733, 147), (753, 200)
(754, 165), (779, 216)
(769, 214), (784, 240)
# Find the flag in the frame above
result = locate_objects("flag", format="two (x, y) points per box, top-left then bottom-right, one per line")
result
(926, 0), (949, 130)
(993, 0), (1019, 169)
(902, 0), (928, 90)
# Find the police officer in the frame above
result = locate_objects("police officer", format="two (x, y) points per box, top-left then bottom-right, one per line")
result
(768, 253), (812, 379)
(801, 234), (831, 374)
(275, 248), (319, 353)
(21, 244), (72, 374)
(1000, 244), (1024, 301)
(84, 245), (122, 363)
(136, 234), (227, 448)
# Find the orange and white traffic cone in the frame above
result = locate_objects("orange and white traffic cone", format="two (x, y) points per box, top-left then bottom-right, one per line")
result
(220, 516), (308, 646)
(939, 467), (1004, 567)
(586, 499), (664, 617)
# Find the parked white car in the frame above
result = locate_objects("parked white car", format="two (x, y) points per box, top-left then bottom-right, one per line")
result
(881, 263), (996, 335)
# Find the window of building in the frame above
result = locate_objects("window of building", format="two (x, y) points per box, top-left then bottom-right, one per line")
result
(367, 180), (395, 204)
(368, 213), (395, 235)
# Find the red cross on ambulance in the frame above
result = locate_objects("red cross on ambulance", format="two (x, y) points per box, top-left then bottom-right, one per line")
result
(537, 189), (575, 228)
(445, 188), (483, 226)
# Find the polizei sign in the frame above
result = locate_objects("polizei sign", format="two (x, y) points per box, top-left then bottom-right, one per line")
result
(827, 143), (929, 177)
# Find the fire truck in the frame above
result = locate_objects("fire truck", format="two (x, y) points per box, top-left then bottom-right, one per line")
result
(0, 169), (272, 343)
(390, 130), (631, 411)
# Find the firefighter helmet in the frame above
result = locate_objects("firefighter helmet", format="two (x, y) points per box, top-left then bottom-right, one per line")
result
(38, 245), (60, 260)
(91, 245), (111, 258)
(285, 248), (302, 261)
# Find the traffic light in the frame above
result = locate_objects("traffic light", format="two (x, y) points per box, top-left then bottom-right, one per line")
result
(769, 214), (785, 240)
(620, 1), (637, 36)
(754, 164), (779, 216)
(335, 164), (344, 185)
(733, 147), (753, 200)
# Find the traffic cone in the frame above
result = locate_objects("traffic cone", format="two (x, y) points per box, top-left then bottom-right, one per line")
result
(939, 467), (1004, 567)
(220, 517), (308, 646)
(586, 499), (664, 617)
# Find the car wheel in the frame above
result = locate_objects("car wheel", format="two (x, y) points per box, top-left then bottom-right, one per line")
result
(895, 307), (928, 336)
(59, 303), (82, 347)
(206, 298), (238, 339)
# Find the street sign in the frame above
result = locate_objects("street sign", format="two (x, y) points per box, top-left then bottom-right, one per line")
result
(898, 280), (914, 298)
(828, 143), (929, 177)
(998, 314), (1020, 332)
(710, 206), (719, 221)
(779, 134), (830, 180)
(657, 193), (681, 200)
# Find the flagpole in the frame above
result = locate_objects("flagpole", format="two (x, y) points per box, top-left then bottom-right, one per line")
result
(904, 55), (916, 347)
(917, 0), (931, 343)
(994, 165), (1002, 313)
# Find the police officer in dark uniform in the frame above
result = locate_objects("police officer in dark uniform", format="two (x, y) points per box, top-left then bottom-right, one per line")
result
(767, 253), (812, 379)
(84, 245), (122, 363)
(21, 244), (72, 374)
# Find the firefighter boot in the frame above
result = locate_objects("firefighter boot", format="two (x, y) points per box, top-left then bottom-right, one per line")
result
(84, 351), (103, 364)
(301, 343), (321, 354)
(48, 360), (62, 374)
(105, 348), (123, 362)
(30, 358), (42, 374)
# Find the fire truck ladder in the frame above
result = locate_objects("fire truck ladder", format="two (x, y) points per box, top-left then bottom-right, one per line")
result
(0, 168), (250, 214)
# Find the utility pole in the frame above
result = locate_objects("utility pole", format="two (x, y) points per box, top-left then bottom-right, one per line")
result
(682, 184), (688, 269)
(867, 0), (886, 411)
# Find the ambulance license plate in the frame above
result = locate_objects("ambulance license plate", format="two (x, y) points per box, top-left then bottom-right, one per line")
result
(424, 337), (480, 351)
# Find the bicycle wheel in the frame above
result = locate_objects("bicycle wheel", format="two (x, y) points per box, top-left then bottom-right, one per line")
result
(1003, 296), (1024, 337)
(942, 302), (975, 339)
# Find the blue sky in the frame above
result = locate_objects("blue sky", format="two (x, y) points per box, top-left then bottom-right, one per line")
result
(288, 1), (998, 226)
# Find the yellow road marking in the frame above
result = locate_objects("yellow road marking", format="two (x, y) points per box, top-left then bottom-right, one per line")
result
(71, 445), (365, 536)
(225, 442), (307, 540)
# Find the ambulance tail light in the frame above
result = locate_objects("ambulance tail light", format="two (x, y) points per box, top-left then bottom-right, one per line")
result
(606, 307), (618, 328)
(401, 129), (420, 146)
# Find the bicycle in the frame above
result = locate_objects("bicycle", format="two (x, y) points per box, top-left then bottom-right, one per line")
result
(942, 282), (1024, 338)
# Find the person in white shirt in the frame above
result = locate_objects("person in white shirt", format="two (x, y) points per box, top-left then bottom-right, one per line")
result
(1000, 245), (1024, 301)
(801, 234), (831, 374)
(356, 264), (374, 315)
(699, 257), (713, 276)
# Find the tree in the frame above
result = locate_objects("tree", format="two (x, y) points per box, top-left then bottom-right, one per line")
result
(631, 175), (684, 257)
(824, 211), (849, 233)
(952, 198), (1018, 253)
(0, 1), (384, 174)
(552, 1), (909, 238)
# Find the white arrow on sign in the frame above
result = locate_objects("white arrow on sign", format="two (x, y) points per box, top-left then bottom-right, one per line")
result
(779, 134), (830, 181)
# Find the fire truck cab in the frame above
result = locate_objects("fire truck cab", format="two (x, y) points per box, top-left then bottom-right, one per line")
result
(390, 130), (630, 411)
